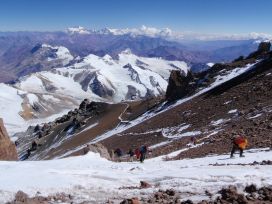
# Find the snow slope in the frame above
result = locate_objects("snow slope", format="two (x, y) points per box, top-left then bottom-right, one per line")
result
(0, 84), (25, 135)
(0, 148), (271, 203)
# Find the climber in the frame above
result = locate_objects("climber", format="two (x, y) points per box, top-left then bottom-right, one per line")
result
(230, 135), (248, 158)
(21, 149), (31, 161)
(114, 148), (123, 157)
(127, 149), (134, 162)
(135, 148), (141, 160)
(14, 140), (19, 147)
(139, 145), (148, 163)
(191, 136), (197, 145)
(31, 140), (38, 151)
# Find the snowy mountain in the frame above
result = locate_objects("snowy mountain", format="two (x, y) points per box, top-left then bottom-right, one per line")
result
(66, 26), (91, 34)
(0, 48), (189, 135)
(65, 25), (272, 42)
(0, 42), (75, 82)
(40, 44), (74, 65)
(1, 28), (269, 83)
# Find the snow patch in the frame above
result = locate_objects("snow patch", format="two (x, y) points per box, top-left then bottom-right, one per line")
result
(248, 113), (262, 119)
(179, 131), (201, 137)
(211, 119), (227, 126)
(228, 109), (238, 114)
(207, 62), (215, 67)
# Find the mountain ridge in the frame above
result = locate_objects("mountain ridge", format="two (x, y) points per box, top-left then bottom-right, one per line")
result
(0, 49), (189, 135)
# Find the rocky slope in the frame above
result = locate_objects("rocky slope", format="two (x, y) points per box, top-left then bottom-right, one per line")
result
(15, 97), (162, 160)
(0, 118), (18, 160)
(121, 185), (272, 204)
(100, 42), (272, 159)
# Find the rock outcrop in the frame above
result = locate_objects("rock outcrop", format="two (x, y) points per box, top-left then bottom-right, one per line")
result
(8, 190), (73, 204)
(165, 70), (194, 102)
(246, 41), (271, 59)
(0, 118), (18, 160)
(83, 143), (112, 160)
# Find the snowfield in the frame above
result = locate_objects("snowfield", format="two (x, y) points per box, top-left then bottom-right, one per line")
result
(0, 148), (271, 203)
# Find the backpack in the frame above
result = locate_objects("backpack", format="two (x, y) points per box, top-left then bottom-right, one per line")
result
(234, 136), (248, 149)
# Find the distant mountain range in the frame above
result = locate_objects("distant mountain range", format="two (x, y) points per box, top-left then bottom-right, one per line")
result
(64, 26), (272, 41)
(1, 26), (271, 82)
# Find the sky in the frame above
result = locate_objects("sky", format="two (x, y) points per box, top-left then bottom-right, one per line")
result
(0, 0), (271, 35)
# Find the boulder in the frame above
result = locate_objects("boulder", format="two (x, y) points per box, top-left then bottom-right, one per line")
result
(245, 184), (257, 193)
(120, 197), (141, 204)
(140, 181), (152, 188)
(83, 143), (111, 160)
(0, 118), (18, 160)
(14, 191), (29, 202)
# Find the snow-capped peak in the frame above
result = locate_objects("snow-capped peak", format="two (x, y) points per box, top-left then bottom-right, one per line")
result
(120, 48), (133, 55)
(105, 25), (173, 38)
(139, 25), (173, 37)
(66, 26), (90, 34)
(41, 44), (74, 65)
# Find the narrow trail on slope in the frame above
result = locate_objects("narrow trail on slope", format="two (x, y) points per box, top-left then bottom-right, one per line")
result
(118, 103), (130, 122)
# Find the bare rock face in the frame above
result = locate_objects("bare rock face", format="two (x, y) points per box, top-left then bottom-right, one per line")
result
(258, 41), (271, 53)
(166, 70), (194, 102)
(246, 41), (271, 59)
(0, 118), (18, 160)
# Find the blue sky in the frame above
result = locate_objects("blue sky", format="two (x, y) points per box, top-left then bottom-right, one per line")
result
(0, 0), (271, 34)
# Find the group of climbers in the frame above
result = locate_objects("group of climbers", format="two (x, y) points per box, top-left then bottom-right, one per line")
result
(109, 132), (248, 163)
(133, 145), (148, 162)
(113, 145), (151, 163)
